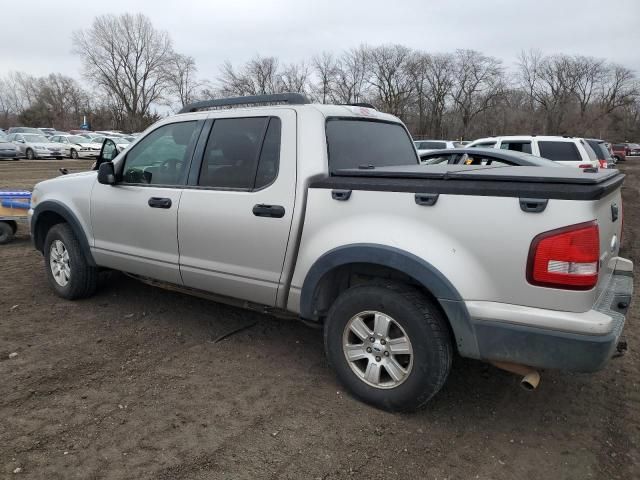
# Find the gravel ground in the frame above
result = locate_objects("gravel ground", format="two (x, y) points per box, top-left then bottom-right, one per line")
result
(0, 159), (638, 480)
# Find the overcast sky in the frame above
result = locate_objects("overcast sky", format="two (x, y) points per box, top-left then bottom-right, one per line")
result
(2, 0), (639, 82)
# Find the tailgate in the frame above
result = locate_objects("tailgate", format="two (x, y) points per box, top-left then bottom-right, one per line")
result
(593, 187), (624, 297)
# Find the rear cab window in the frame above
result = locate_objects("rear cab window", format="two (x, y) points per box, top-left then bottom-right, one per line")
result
(537, 141), (581, 161)
(326, 119), (418, 172)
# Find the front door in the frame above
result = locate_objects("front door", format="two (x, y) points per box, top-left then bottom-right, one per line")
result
(91, 121), (202, 284)
(178, 110), (297, 306)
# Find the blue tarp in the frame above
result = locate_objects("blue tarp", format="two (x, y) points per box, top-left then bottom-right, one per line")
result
(0, 191), (31, 198)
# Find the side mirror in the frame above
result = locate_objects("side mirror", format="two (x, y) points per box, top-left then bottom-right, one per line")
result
(18, 139), (25, 144)
(95, 138), (119, 170)
(97, 162), (116, 185)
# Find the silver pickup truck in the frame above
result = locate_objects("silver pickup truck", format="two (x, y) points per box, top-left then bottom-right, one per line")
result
(29, 94), (633, 411)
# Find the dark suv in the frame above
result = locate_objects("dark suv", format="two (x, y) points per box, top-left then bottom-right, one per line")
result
(585, 139), (615, 168)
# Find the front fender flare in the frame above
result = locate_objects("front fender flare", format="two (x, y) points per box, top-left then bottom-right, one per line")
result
(300, 244), (479, 358)
(31, 200), (96, 266)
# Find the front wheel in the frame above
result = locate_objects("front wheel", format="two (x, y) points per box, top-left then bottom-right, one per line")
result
(26, 148), (35, 160)
(324, 282), (452, 411)
(70, 149), (79, 159)
(0, 222), (14, 244)
(44, 223), (98, 299)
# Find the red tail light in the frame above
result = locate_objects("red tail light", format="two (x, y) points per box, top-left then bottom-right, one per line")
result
(578, 164), (593, 169)
(527, 222), (600, 290)
(598, 159), (607, 169)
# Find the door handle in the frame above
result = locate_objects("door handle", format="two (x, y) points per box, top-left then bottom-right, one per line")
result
(148, 197), (172, 209)
(252, 204), (285, 218)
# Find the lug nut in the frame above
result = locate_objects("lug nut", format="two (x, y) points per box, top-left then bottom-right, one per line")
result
(366, 347), (372, 353)
(384, 351), (389, 357)
(375, 356), (381, 362)
(380, 339), (386, 345)
(370, 337), (375, 342)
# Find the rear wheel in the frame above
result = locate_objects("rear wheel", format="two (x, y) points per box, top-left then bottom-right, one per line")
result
(44, 223), (98, 299)
(26, 148), (35, 160)
(0, 222), (14, 244)
(324, 282), (452, 411)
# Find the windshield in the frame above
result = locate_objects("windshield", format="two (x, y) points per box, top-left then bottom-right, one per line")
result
(22, 134), (49, 143)
(68, 135), (88, 143)
(326, 119), (418, 171)
(416, 141), (447, 150)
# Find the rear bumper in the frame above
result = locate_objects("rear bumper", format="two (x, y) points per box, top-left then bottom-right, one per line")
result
(467, 259), (633, 372)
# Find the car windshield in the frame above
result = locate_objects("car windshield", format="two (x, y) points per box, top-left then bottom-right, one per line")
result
(416, 141), (447, 149)
(22, 134), (49, 143)
(68, 136), (88, 143)
(326, 119), (418, 171)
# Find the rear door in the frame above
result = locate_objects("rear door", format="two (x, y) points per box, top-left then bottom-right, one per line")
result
(178, 110), (297, 306)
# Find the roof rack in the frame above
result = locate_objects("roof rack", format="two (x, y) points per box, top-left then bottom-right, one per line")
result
(178, 93), (310, 114)
(340, 102), (377, 110)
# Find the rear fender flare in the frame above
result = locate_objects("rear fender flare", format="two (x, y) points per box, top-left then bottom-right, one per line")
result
(300, 244), (479, 357)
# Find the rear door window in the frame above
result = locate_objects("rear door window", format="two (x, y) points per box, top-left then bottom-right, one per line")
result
(199, 117), (283, 190)
(500, 141), (532, 154)
(538, 141), (581, 161)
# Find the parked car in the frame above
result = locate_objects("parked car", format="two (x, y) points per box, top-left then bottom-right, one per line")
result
(7, 127), (44, 135)
(419, 147), (561, 167)
(612, 144), (630, 162)
(413, 140), (456, 155)
(49, 134), (103, 159)
(29, 93), (633, 411)
(584, 139), (615, 169)
(38, 128), (57, 137)
(7, 133), (65, 159)
(91, 135), (131, 150)
(0, 138), (19, 160)
(468, 135), (600, 168)
(627, 143), (640, 156)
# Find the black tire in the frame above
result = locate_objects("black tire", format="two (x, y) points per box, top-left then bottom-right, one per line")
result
(43, 223), (98, 299)
(26, 148), (35, 160)
(56, 156), (64, 160)
(70, 149), (79, 159)
(324, 282), (452, 412)
(0, 222), (14, 244)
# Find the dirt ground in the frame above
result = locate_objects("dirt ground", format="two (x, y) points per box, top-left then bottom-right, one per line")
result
(0, 159), (639, 480)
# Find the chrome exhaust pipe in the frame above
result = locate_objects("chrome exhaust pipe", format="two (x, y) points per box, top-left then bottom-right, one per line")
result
(491, 361), (540, 391)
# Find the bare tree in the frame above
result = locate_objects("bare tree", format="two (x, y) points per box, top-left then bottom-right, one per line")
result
(72, 13), (175, 130)
(451, 50), (504, 138)
(219, 56), (281, 96)
(279, 61), (311, 95)
(366, 45), (414, 117)
(167, 54), (204, 109)
(331, 46), (371, 104)
(312, 52), (338, 103)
